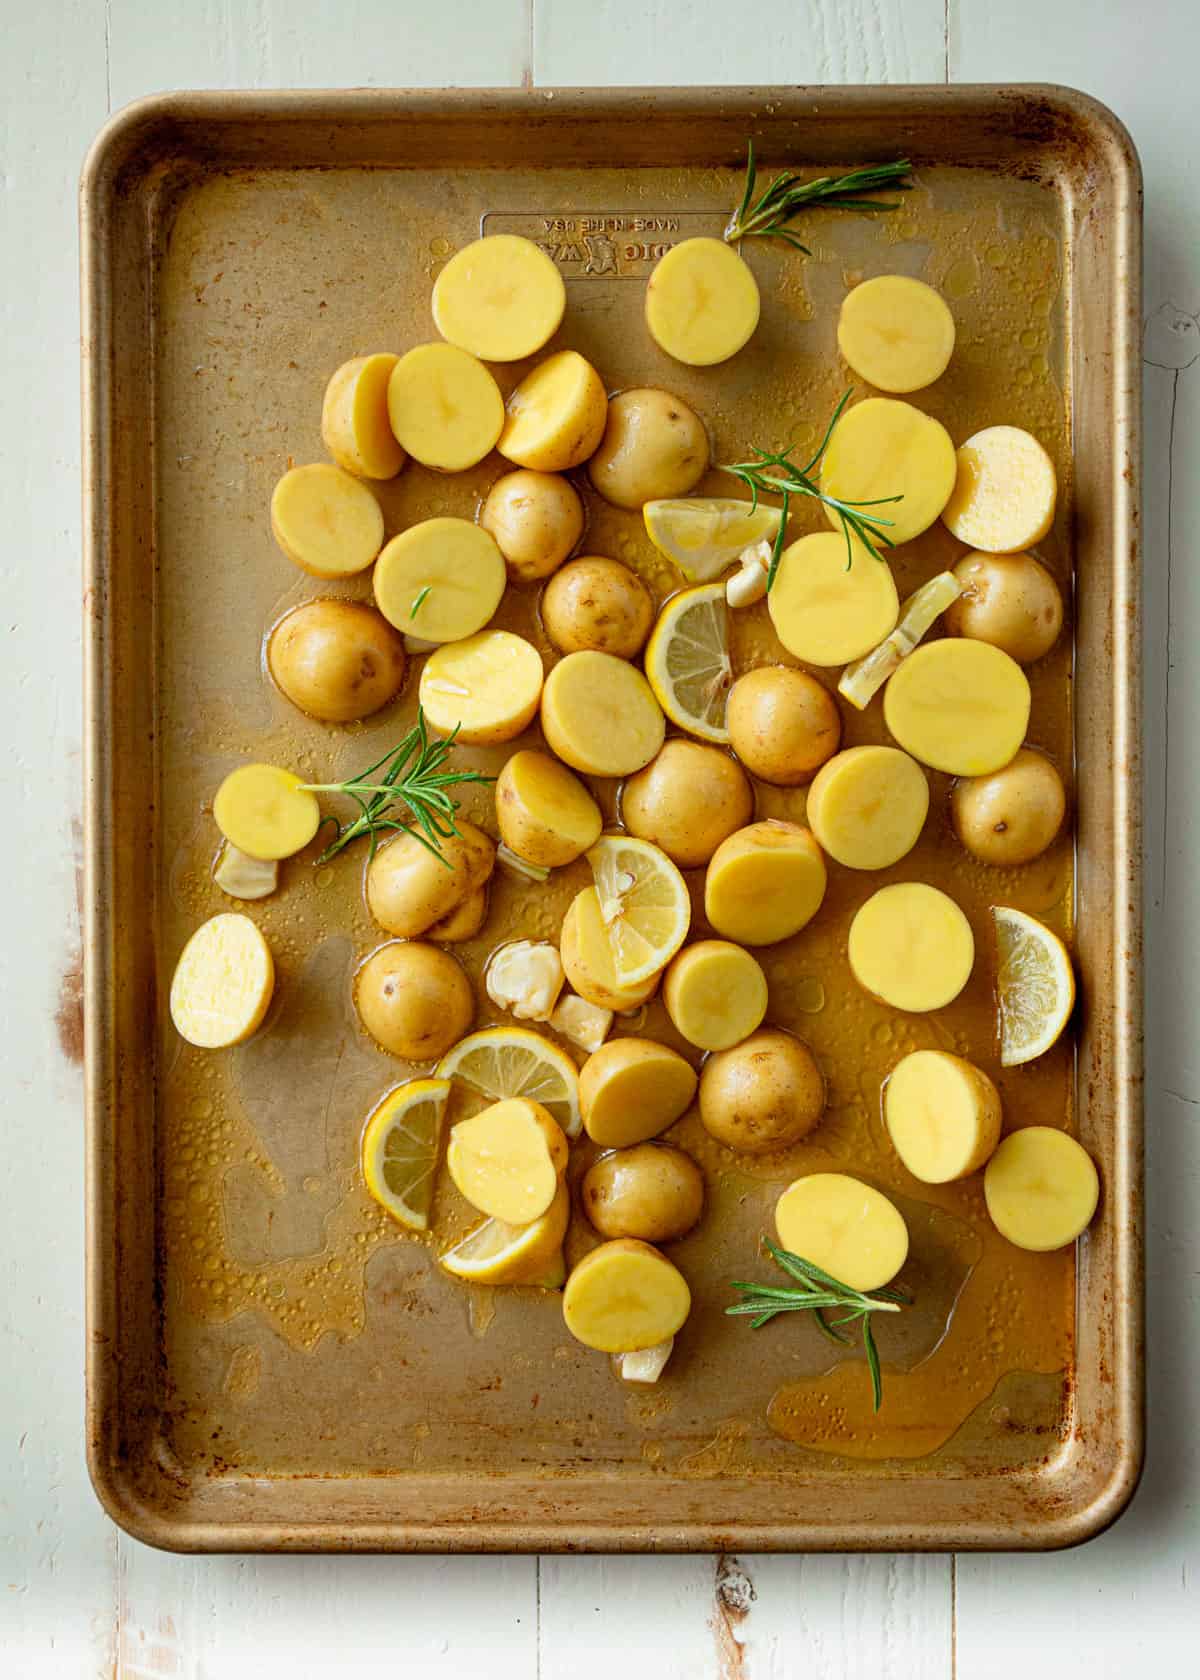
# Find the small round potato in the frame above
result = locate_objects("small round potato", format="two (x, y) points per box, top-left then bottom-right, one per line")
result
(699, 1028), (825, 1155)
(621, 740), (753, 869)
(726, 665), (841, 786)
(355, 940), (474, 1060)
(944, 551), (1064, 664)
(588, 389), (710, 510)
(951, 747), (1067, 866)
(480, 470), (584, 585)
(541, 557), (654, 658)
(366, 820), (495, 938)
(581, 1143), (705, 1243)
(495, 749), (602, 868)
(267, 599), (406, 723)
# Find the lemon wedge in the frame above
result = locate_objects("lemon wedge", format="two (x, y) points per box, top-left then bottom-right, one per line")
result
(644, 497), (783, 582)
(586, 836), (691, 987)
(437, 1025), (582, 1139)
(361, 1077), (453, 1231)
(838, 570), (962, 711)
(993, 907), (1076, 1067)
(439, 1181), (570, 1285)
(643, 584), (733, 743)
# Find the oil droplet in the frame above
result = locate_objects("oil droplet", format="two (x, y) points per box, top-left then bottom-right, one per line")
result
(1019, 327), (1039, 350)
(190, 1099), (214, 1120)
(316, 868), (335, 888)
(986, 244), (1008, 269)
(1030, 353), (1048, 378)
(1016, 368), (1034, 387)
(793, 977), (826, 1013)
(942, 257), (978, 300)
(841, 268), (864, 290)
(872, 1020), (895, 1047)
(429, 236), (452, 258)
(302, 1175), (322, 1196)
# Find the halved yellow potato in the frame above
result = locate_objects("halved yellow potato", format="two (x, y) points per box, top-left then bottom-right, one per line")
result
(984, 1126), (1099, 1252)
(270, 462), (384, 578)
(768, 532), (900, 666)
(366, 820), (496, 939)
(837, 276), (956, 393)
(885, 1050), (1002, 1183)
(540, 651), (665, 777)
(579, 1037), (698, 1148)
(563, 1238), (691, 1353)
(820, 396), (957, 546)
(662, 939), (768, 1052)
(446, 1096), (568, 1225)
(427, 885), (490, 943)
(495, 749), (602, 868)
(498, 351), (608, 472)
(320, 353), (406, 479)
(213, 763), (321, 861)
(848, 882), (975, 1013)
(805, 745), (929, 871)
(170, 913), (275, 1049)
(704, 820), (827, 947)
(941, 426), (1057, 553)
(373, 517), (506, 643)
(432, 234), (566, 361)
(884, 639), (1030, 776)
(645, 237), (760, 365)
(774, 1173), (908, 1292)
(560, 887), (662, 1014)
(419, 630), (544, 744)
(386, 342), (504, 471)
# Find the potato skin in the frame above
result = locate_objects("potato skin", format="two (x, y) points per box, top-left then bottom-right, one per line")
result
(541, 557), (654, 658)
(582, 1143), (705, 1243)
(621, 740), (753, 868)
(951, 747), (1066, 866)
(366, 820), (495, 937)
(944, 551), (1064, 664)
(355, 940), (474, 1059)
(587, 389), (710, 510)
(480, 470), (584, 584)
(267, 599), (405, 723)
(699, 1028), (825, 1154)
(495, 750), (601, 868)
(727, 665), (841, 786)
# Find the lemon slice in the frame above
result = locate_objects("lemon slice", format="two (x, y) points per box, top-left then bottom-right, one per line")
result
(439, 1181), (570, 1285)
(994, 907), (1076, 1067)
(586, 836), (691, 987)
(361, 1077), (453, 1231)
(437, 1026), (582, 1139)
(643, 584), (733, 743)
(838, 571), (962, 711)
(644, 498), (783, 582)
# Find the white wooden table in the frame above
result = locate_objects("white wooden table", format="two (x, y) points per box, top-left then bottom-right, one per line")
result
(3, 2), (1196, 1673)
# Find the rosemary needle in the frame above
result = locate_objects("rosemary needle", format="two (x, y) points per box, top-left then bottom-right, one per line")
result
(410, 584), (432, 618)
(725, 142), (913, 250)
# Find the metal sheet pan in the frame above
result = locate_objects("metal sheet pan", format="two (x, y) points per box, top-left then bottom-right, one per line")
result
(81, 86), (1142, 1552)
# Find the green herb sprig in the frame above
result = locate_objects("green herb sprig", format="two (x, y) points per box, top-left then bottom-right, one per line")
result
(410, 584), (433, 619)
(725, 143), (913, 250)
(720, 390), (901, 588)
(299, 709), (492, 867)
(726, 1239), (910, 1411)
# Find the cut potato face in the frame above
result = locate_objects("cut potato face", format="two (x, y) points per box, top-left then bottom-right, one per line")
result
(848, 882), (975, 1013)
(588, 388), (710, 510)
(952, 747), (1066, 867)
(944, 551), (1064, 664)
(838, 570), (962, 711)
(374, 517), (506, 643)
(439, 1179), (570, 1285)
(495, 749), (602, 868)
(170, 913), (275, 1049)
(481, 469), (584, 585)
(432, 234), (566, 362)
(446, 1096), (568, 1225)
(213, 763), (321, 861)
(320, 353), (406, 479)
(540, 651), (666, 777)
(582, 1142), (705, 1243)
(499, 350), (608, 472)
(643, 583), (733, 743)
(563, 1238), (692, 1353)
(884, 638), (1031, 776)
(698, 1027), (824, 1154)
(560, 888), (662, 1014)
(885, 1051), (1002, 1183)
(983, 1126), (1099, 1252)
(365, 820), (495, 939)
(355, 940), (475, 1061)
(805, 745), (929, 871)
(837, 276), (956, 393)
(270, 462), (384, 578)
(419, 630), (544, 744)
(645, 237), (761, 366)
(620, 739), (753, 869)
(941, 426), (1057, 553)
(726, 665), (841, 786)
(820, 397), (957, 546)
(663, 939), (768, 1052)
(768, 532), (900, 666)
(267, 598), (406, 724)
(774, 1173), (909, 1292)
(386, 342), (504, 471)
(541, 558), (654, 660)
(579, 1037), (698, 1148)
(704, 820), (827, 947)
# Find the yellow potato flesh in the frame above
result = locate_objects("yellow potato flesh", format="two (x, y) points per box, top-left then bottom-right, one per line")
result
(848, 882), (975, 1013)
(885, 1050), (1002, 1183)
(663, 939), (768, 1051)
(446, 1097), (567, 1225)
(644, 237), (760, 366)
(540, 651), (665, 777)
(983, 1126), (1100, 1252)
(432, 234), (566, 362)
(496, 749), (602, 868)
(562, 1238), (691, 1353)
(386, 342), (504, 471)
(499, 351), (608, 472)
(579, 1037), (698, 1148)
(213, 763), (321, 861)
(768, 533), (900, 666)
(270, 462), (384, 578)
(374, 517), (506, 643)
(320, 353), (406, 479)
(837, 276), (956, 393)
(170, 913), (275, 1049)
(820, 397), (957, 546)
(805, 745), (929, 870)
(774, 1173), (908, 1293)
(704, 820), (827, 947)
(560, 888), (661, 1013)
(941, 426), (1057, 553)
(884, 638), (1030, 775)
(419, 630), (544, 745)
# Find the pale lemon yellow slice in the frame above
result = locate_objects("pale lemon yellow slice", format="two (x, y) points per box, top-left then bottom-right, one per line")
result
(993, 907), (1076, 1067)
(586, 836), (691, 987)
(437, 1025), (581, 1139)
(643, 583), (732, 743)
(643, 497), (783, 582)
(439, 1180), (570, 1285)
(360, 1077), (453, 1231)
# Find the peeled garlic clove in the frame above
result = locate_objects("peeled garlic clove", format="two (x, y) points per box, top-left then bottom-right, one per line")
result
(213, 842), (279, 901)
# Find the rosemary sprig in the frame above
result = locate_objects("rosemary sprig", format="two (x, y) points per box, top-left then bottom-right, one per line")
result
(299, 709), (493, 867)
(725, 142), (913, 249)
(410, 584), (432, 618)
(726, 1239), (911, 1412)
(719, 390), (902, 587)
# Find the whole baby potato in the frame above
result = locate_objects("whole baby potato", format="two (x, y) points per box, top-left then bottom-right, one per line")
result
(951, 746), (1067, 866)
(587, 388), (710, 510)
(944, 551), (1064, 664)
(541, 557), (654, 658)
(726, 665), (841, 786)
(355, 940), (474, 1060)
(621, 739), (753, 868)
(366, 819), (495, 938)
(581, 1143), (705, 1244)
(699, 1027), (825, 1155)
(267, 599), (406, 723)
(480, 469), (584, 585)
